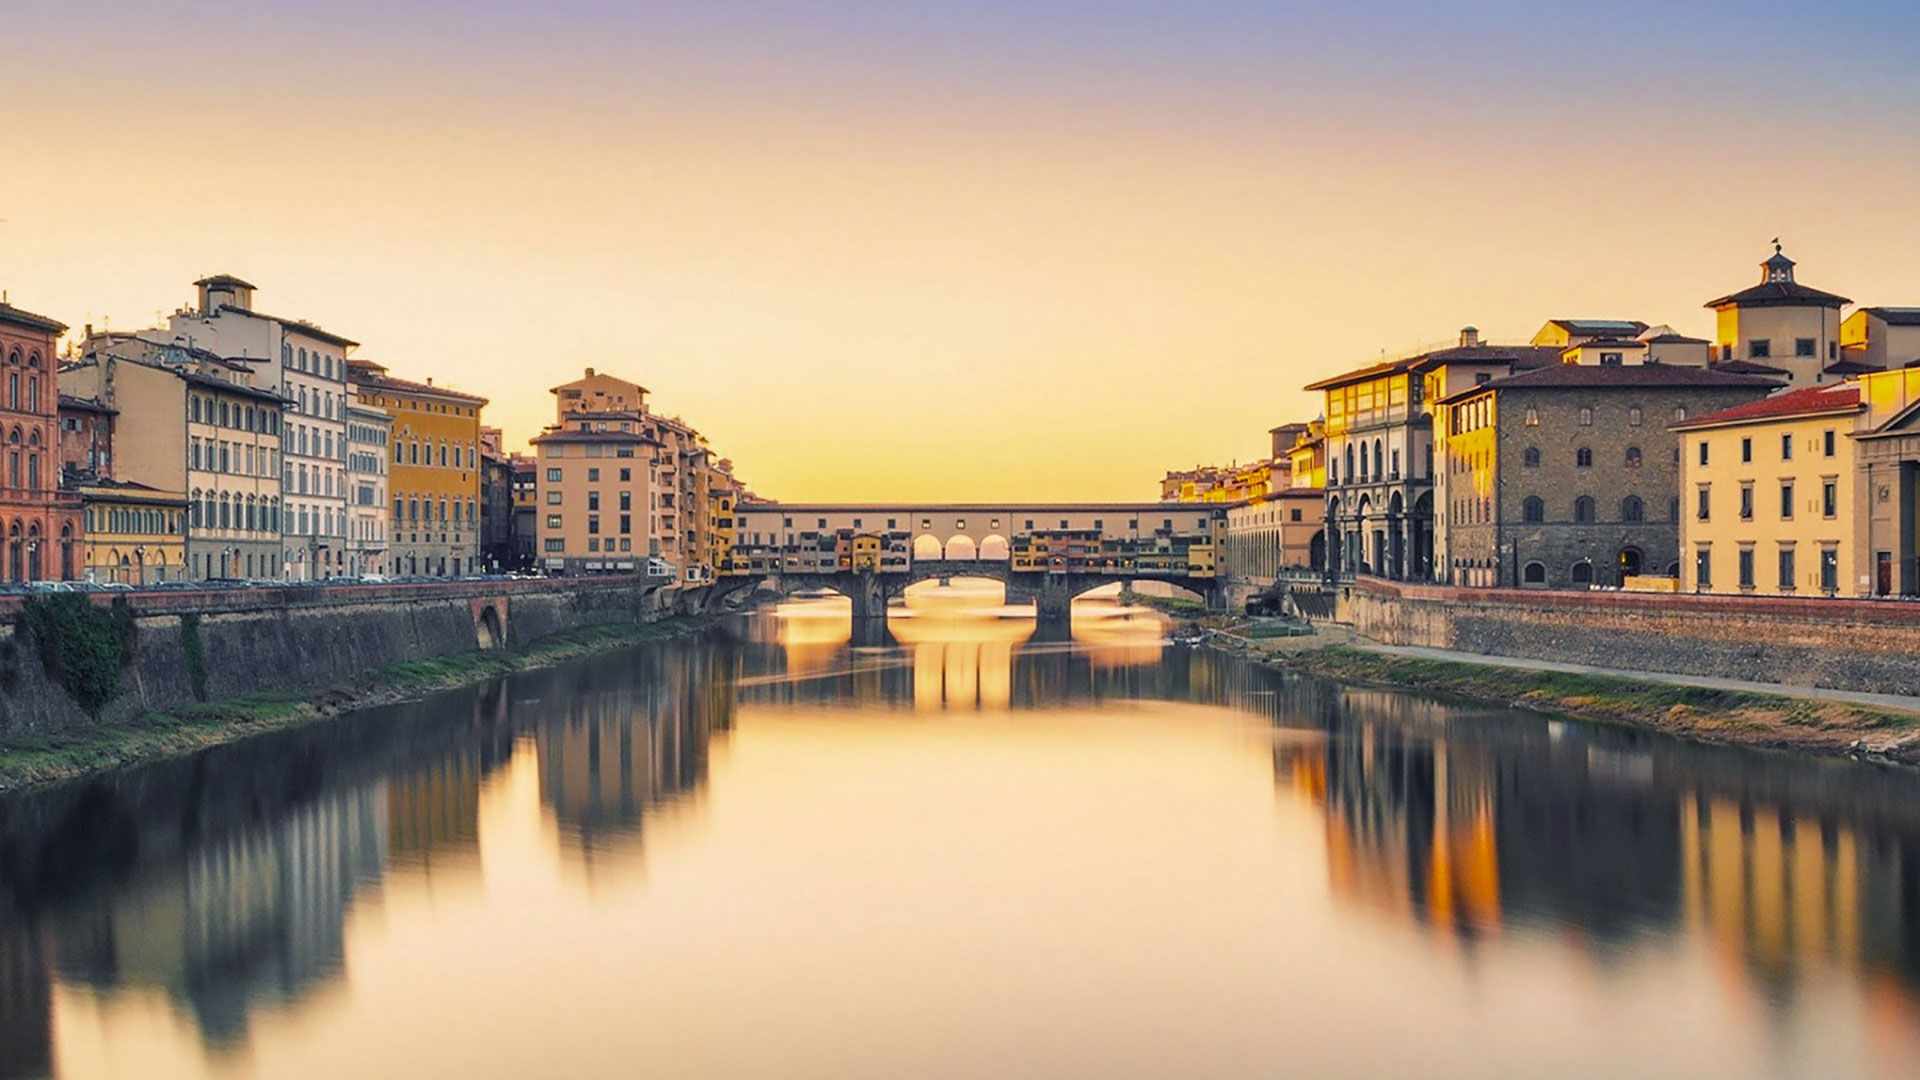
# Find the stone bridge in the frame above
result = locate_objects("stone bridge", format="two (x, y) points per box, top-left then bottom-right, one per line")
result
(777, 559), (1219, 619)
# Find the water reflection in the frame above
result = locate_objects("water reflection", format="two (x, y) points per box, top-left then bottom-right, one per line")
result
(0, 609), (1918, 1077)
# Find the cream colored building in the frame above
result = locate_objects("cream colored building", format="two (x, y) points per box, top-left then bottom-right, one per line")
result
(1677, 367), (1920, 597)
(1839, 307), (1920, 369)
(1705, 245), (1850, 387)
(1676, 382), (1865, 597)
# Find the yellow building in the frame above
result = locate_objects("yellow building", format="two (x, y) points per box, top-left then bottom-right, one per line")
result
(80, 480), (187, 584)
(348, 360), (488, 577)
(1285, 420), (1327, 490)
(1675, 382), (1864, 596)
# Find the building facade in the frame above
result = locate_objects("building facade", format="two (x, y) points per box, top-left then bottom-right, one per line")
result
(348, 360), (486, 577)
(1432, 365), (1778, 589)
(1705, 246), (1850, 387)
(1310, 330), (1562, 581)
(534, 370), (658, 575)
(1674, 383), (1865, 597)
(345, 401), (393, 577)
(77, 480), (187, 584)
(162, 275), (356, 579)
(1, 301), (77, 581)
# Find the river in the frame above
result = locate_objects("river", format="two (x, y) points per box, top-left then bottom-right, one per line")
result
(2, 583), (1918, 1079)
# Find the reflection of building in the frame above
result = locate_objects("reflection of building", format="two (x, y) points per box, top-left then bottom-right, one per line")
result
(535, 644), (733, 858)
(51, 785), (390, 1047)
(0, 924), (52, 1080)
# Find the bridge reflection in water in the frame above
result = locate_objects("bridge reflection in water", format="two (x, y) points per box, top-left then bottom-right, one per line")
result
(3, 608), (1920, 1075)
(755, 577), (1173, 712)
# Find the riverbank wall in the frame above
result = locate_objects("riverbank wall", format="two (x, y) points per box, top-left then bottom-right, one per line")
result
(0, 577), (746, 737)
(1316, 576), (1920, 697)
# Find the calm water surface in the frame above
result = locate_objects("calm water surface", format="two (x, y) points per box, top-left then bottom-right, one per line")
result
(3, 582), (1920, 1079)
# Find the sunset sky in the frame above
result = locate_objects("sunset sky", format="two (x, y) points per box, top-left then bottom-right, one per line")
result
(6, 0), (1920, 501)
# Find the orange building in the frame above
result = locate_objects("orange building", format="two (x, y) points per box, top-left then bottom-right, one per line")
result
(1, 301), (79, 580)
(348, 359), (488, 576)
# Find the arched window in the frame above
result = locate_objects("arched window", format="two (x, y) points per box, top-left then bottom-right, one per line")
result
(1624, 446), (1642, 468)
(1673, 405), (1688, 422)
(1576, 447), (1592, 468)
(1579, 407), (1593, 426)
(1523, 407), (1539, 427)
(1628, 406), (1644, 426)
(1523, 561), (1546, 585)
(1574, 496), (1596, 524)
(1373, 440), (1384, 479)
(1622, 495), (1644, 522)
(1523, 496), (1545, 523)
(1570, 561), (1594, 586)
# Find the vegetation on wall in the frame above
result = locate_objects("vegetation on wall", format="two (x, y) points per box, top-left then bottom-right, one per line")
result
(179, 613), (208, 701)
(19, 595), (138, 717)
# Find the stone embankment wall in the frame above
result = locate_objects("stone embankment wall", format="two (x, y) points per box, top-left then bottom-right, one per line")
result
(1328, 576), (1920, 697)
(0, 577), (740, 737)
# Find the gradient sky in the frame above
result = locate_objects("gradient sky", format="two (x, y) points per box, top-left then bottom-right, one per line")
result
(6, 1), (1920, 500)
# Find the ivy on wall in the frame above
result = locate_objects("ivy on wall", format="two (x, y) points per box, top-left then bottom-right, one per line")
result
(19, 595), (138, 717)
(179, 613), (208, 701)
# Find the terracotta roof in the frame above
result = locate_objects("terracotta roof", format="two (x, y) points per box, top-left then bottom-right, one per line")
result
(1823, 359), (1882, 377)
(1548, 319), (1649, 335)
(0, 301), (67, 336)
(57, 393), (116, 415)
(1564, 338), (1647, 353)
(1704, 281), (1850, 310)
(194, 274), (257, 290)
(1302, 356), (1418, 392)
(1860, 307), (1920, 326)
(529, 428), (661, 446)
(1672, 384), (1861, 430)
(348, 365), (488, 405)
(215, 304), (360, 348)
(1709, 359), (1792, 376)
(1642, 332), (1710, 345)
(1436, 362), (1782, 405)
(1406, 344), (1563, 374)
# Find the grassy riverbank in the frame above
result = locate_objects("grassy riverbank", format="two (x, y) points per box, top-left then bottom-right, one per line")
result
(1256, 640), (1920, 764)
(0, 617), (712, 793)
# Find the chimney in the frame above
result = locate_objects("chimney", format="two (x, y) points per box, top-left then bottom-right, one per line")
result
(1459, 326), (1481, 348)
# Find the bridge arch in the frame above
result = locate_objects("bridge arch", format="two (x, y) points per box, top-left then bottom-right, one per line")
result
(977, 533), (1010, 560)
(912, 534), (943, 561)
(943, 535), (978, 561)
(476, 603), (503, 649)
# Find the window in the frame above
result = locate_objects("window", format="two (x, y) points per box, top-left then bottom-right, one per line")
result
(1741, 437), (1752, 463)
(1574, 496), (1595, 524)
(546, 490), (562, 505)
(1673, 406), (1688, 423)
(1579, 407), (1593, 426)
(1523, 446), (1541, 468)
(1749, 339), (1771, 359)
(1821, 548), (1839, 593)
(546, 468), (562, 482)
(1739, 483), (1754, 520)
(1698, 441), (1710, 466)
(1694, 547), (1712, 590)
(1778, 547), (1796, 591)
(1522, 561), (1546, 585)
(1738, 548), (1755, 589)
(1780, 482), (1794, 519)
(1781, 433), (1794, 460)
(1576, 447), (1592, 468)
(1523, 496), (1544, 523)
(1822, 479), (1837, 518)
(1601, 352), (1624, 366)
(1524, 407), (1539, 426)
(1628, 407), (1643, 426)
(1697, 486), (1711, 521)
(547, 515), (562, 529)
(1624, 446), (1642, 468)
(1570, 561), (1594, 586)
(1795, 338), (1816, 358)
(1622, 496), (1644, 522)
(1823, 430), (1836, 457)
